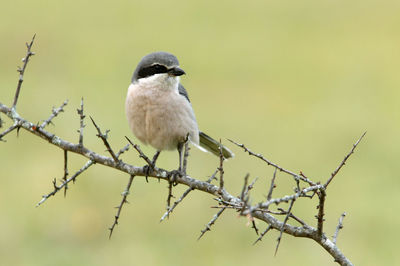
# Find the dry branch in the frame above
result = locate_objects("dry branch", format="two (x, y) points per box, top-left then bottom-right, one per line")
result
(109, 174), (135, 238)
(0, 36), (365, 266)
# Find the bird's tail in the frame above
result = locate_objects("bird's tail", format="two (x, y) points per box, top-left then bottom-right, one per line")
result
(199, 131), (234, 159)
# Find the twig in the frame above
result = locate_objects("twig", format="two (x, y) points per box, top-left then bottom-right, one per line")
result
(317, 188), (326, 236)
(240, 173), (249, 201)
(258, 184), (323, 209)
(275, 199), (295, 255)
(218, 139), (225, 194)
(160, 169), (219, 222)
(251, 219), (259, 235)
(253, 224), (272, 245)
(333, 212), (346, 245)
(12, 34), (36, 109)
(40, 100), (68, 129)
(77, 98), (85, 147)
(90, 116), (119, 163)
(247, 177), (258, 192)
(160, 185), (193, 222)
(267, 168), (278, 201)
(229, 139), (316, 186)
(109, 174), (135, 238)
(165, 181), (174, 217)
(324, 132), (366, 188)
(0, 122), (19, 142)
(36, 160), (95, 207)
(125, 136), (153, 166)
(198, 207), (226, 240)
(274, 208), (308, 227)
(116, 144), (130, 158)
(63, 150), (69, 197)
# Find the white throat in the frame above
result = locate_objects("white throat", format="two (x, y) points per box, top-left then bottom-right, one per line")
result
(135, 73), (180, 92)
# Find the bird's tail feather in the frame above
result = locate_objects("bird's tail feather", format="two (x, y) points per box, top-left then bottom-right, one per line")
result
(199, 131), (234, 159)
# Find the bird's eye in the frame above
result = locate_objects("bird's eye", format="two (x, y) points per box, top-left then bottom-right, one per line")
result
(153, 64), (166, 71)
(137, 64), (168, 79)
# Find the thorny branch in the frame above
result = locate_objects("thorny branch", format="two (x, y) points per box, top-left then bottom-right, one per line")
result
(90, 116), (119, 163)
(160, 169), (218, 222)
(109, 174), (135, 239)
(218, 140), (225, 195)
(77, 98), (85, 147)
(40, 100), (68, 129)
(0, 36), (366, 266)
(12, 34), (36, 109)
(198, 207), (226, 240)
(63, 150), (69, 197)
(333, 212), (346, 245)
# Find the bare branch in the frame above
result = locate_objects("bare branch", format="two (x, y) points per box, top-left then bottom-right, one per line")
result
(267, 168), (277, 201)
(165, 181), (174, 217)
(198, 207), (226, 240)
(90, 116), (119, 163)
(125, 136), (153, 166)
(116, 144), (130, 158)
(333, 212), (346, 245)
(77, 98), (85, 147)
(40, 100), (68, 129)
(273, 208), (308, 227)
(109, 174), (135, 238)
(324, 132), (366, 188)
(160, 169), (218, 222)
(229, 139), (316, 186)
(247, 177), (258, 192)
(160, 185), (193, 222)
(317, 188), (326, 236)
(275, 199), (295, 255)
(63, 150), (69, 197)
(217, 139), (225, 194)
(257, 184), (323, 210)
(36, 160), (95, 207)
(240, 173), (249, 201)
(250, 217), (259, 235)
(12, 34), (36, 109)
(0, 122), (19, 142)
(253, 224), (272, 245)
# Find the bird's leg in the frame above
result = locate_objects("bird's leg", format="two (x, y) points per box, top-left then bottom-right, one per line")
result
(169, 142), (184, 184)
(151, 150), (161, 166)
(144, 150), (161, 182)
(177, 141), (184, 173)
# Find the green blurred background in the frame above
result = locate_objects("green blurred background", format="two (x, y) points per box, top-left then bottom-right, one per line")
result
(1, 0), (399, 265)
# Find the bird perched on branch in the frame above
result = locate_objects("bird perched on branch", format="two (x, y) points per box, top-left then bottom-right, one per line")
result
(125, 52), (233, 173)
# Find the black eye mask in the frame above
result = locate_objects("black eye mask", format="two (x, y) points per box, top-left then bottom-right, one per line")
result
(137, 64), (168, 79)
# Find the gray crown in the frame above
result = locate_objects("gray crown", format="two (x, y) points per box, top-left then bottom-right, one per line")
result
(132, 52), (180, 82)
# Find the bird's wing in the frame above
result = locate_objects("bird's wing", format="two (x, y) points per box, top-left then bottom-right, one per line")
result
(178, 84), (191, 102)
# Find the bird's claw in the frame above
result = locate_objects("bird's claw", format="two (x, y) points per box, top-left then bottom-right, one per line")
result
(143, 163), (155, 182)
(169, 169), (184, 186)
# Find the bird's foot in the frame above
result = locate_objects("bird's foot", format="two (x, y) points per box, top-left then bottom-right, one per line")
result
(143, 151), (161, 182)
(168, 169), (184, 186)
(143, 163), (155, 183)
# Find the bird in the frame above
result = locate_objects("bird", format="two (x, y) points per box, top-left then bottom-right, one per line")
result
(125, 51), (233, 175)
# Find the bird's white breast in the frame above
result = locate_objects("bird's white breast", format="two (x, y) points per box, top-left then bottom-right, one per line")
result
(125, 74), (199, 151)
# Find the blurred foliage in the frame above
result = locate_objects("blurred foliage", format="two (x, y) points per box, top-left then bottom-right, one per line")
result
(1, 0), (399, 265)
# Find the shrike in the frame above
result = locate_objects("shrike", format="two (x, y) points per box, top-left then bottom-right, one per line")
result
(125, 52), (233, 173)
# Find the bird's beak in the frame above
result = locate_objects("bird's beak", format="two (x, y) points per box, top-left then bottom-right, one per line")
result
(168, 67), (186, 76)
